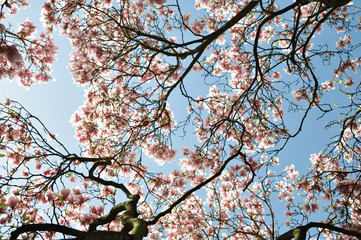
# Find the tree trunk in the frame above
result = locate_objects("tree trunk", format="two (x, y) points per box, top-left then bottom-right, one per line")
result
(73, 230), (135, 240)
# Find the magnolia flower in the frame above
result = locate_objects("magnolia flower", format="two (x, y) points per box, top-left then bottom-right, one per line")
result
(148, 0), (166, 6)
(60, 188), (71, 200)
(7, 195), (19, 208)
(0, 44), (23, 64)
(0, 24), (5, 33)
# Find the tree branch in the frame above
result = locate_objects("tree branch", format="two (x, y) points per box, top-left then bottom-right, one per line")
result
(89, 195), (147, 240)
(300, 0), (351, 7)
(277, 222), (361, 240)
(88, 195), (139, 232)
(10, 223), (85, 240)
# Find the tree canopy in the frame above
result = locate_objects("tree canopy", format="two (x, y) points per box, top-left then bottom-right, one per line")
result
(0, 0), (361, 239)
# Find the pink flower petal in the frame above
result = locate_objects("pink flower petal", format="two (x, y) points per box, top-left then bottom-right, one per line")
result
(148, 0), (166, 6)
(6, 45), (23, 64)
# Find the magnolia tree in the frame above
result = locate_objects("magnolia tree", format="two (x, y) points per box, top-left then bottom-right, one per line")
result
(0, 0), (361, 239)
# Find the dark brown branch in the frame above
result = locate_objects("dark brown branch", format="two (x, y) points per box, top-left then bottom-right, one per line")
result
(10, 223), (86, 240)
(88, 195), (147, 240)
(298, 0), (351, 8)
(88, 201), (128, 232)
(277, 222), (361, 240)
(88, 195), (139, 232)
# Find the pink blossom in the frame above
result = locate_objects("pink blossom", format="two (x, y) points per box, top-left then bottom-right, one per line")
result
(311, 203), (319, 212)
(272, 71), (281, 79)
(284, 164), (299, 181)
(8, 45), (23, 63)
(60, 188), (71, 200)
(292, 88), (309, 102)
(285, 211), (293, 217)
(101, 186), (114, 197)
(148, 0), (166, 6)
(0, 45), (23, 64)
(46, 190), (56, 201)
(272, 107), (284, 121)
(174, 177), (186, 187)
(7, 195), (18, 209)
(336, 35), (350, 49)
(321, 80), (335, 91)
(0, 24), (5, 33)
(302, 203), (312, 213)
(18, 19), (36, 38)
(192, 63), (202, 72)
(344, 77), (354, 87)
(79, 213), (92, 226)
